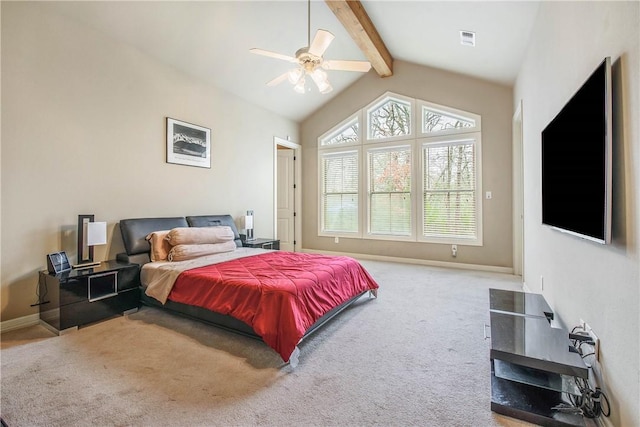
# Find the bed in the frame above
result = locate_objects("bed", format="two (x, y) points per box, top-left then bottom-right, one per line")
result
(117, 214), (379, 366)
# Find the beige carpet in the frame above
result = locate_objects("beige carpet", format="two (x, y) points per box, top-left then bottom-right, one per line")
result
(1, 260), (534, 426)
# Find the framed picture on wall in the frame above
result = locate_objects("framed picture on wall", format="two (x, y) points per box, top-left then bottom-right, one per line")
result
(166, 118), (211, 168)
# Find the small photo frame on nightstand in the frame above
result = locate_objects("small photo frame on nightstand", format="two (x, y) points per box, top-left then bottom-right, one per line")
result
(47, 251), (71, 274)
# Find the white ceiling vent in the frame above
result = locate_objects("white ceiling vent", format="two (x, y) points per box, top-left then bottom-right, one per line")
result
(460, 30), (476, 47)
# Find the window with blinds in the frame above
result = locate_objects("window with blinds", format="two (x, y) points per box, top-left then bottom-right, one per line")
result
(321, 151), (359, 233)
(317, 91), (482, 245)
(368, 146), (412, 236)
(422, 139), (477, 240)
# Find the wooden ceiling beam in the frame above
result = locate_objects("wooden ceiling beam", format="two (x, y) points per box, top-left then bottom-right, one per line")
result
(325, 0), (393, 77)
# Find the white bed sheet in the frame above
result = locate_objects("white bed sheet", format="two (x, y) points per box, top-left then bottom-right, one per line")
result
(141, 247), (270, 304)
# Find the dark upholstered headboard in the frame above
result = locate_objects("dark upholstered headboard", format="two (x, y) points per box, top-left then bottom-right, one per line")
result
(117, 214), (242, 264)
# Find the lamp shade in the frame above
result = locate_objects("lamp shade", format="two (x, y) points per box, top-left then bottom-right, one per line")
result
(87, 221), (107, 246)
(244, 215), (253, 230)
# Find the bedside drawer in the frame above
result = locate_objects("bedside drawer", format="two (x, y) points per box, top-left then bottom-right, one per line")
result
(59, 288), (140, 330)
(58, 276), (86, 306)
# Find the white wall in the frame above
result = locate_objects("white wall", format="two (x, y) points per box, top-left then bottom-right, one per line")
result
(514, 2), (639, 426)
(1, 2), (298, 321)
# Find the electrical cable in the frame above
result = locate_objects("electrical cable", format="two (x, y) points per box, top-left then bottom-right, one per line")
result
(30, 273), (49, 307)
(563, 324), (611, 419)
(569, 377), (611, 419)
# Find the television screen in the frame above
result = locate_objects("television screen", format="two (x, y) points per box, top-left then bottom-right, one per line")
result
(541, 57), (612, 244)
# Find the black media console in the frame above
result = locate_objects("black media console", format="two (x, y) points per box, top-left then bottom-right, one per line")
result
(488, 289), (589, 427)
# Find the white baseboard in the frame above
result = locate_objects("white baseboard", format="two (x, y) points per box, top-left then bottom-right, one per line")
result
(301, 248), (514, 275)
(1, 313), (41, 333)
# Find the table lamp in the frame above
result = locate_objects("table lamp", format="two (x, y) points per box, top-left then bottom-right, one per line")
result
(245, 210), (255, 241)
(75, 215), (107, 269)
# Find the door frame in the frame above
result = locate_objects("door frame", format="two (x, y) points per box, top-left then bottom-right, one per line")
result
(512, 100), (524, 278)
(274, 136), (302, 251)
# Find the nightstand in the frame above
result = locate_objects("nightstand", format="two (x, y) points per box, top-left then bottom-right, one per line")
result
(243, 238), (280, 250)
(38, 261), (140, 334)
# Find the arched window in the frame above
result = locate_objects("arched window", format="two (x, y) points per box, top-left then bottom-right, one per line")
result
(319, 115), (360, 147)
(318, 92), (482, 245)
(366, 94), (412, 141)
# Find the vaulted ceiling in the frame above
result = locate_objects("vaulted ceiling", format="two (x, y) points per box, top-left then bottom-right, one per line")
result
(47, 1), (540, 122)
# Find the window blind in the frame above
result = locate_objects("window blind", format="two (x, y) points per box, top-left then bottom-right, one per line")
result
(422, 140), (476, 239)
(321, 151), (359, 233)
(368, 146), (411, 236)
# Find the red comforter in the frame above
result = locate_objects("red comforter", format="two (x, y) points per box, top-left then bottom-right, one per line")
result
(167, 251), (379, 362)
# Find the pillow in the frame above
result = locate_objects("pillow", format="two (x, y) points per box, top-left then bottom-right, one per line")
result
(145, 230), (172, 262)
(168, 241), (237, 261)
(165, 226), (235, 246)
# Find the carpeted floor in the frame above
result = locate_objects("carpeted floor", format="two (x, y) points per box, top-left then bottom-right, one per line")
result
(1, 260), (535, 426)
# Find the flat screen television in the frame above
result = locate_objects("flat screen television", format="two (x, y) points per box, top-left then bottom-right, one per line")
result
(541, 57), (612, 244)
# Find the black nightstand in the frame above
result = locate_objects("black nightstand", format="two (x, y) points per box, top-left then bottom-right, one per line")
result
(243, 238), (280, 250)
(38, 261), (140, 334)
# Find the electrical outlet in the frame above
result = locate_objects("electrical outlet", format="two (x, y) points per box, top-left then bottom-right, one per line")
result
(579, 319), (600, 361)
(334, 236), (339, 244)
(486, 191), (492, 199)
(451, 244), (457, 257)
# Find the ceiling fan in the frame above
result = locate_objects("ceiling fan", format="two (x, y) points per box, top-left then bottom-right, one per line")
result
(249, 1), (371, 94)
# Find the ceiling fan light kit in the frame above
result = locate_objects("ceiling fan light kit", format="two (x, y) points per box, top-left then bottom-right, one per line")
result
(250, 1), (370, 94)
(310, 68), (332, 94)
(294, 77), (306, 94)
(287, 68), (304, 85)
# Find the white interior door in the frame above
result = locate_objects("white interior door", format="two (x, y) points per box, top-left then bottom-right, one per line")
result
(277, 148), (295, 251)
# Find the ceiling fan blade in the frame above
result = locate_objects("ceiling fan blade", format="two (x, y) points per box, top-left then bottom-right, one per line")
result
(250, 48), (297, 63)
(308, 29), (335, 57)
(266, 72), (290, 87)
(323, 60), (372, 73)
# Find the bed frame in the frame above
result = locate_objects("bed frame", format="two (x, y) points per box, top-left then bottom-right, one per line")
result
(117, 214), (372, 361)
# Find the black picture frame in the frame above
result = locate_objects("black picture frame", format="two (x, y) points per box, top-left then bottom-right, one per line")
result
(47, 251), (71, 274)
(166, 118), (211, 168)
